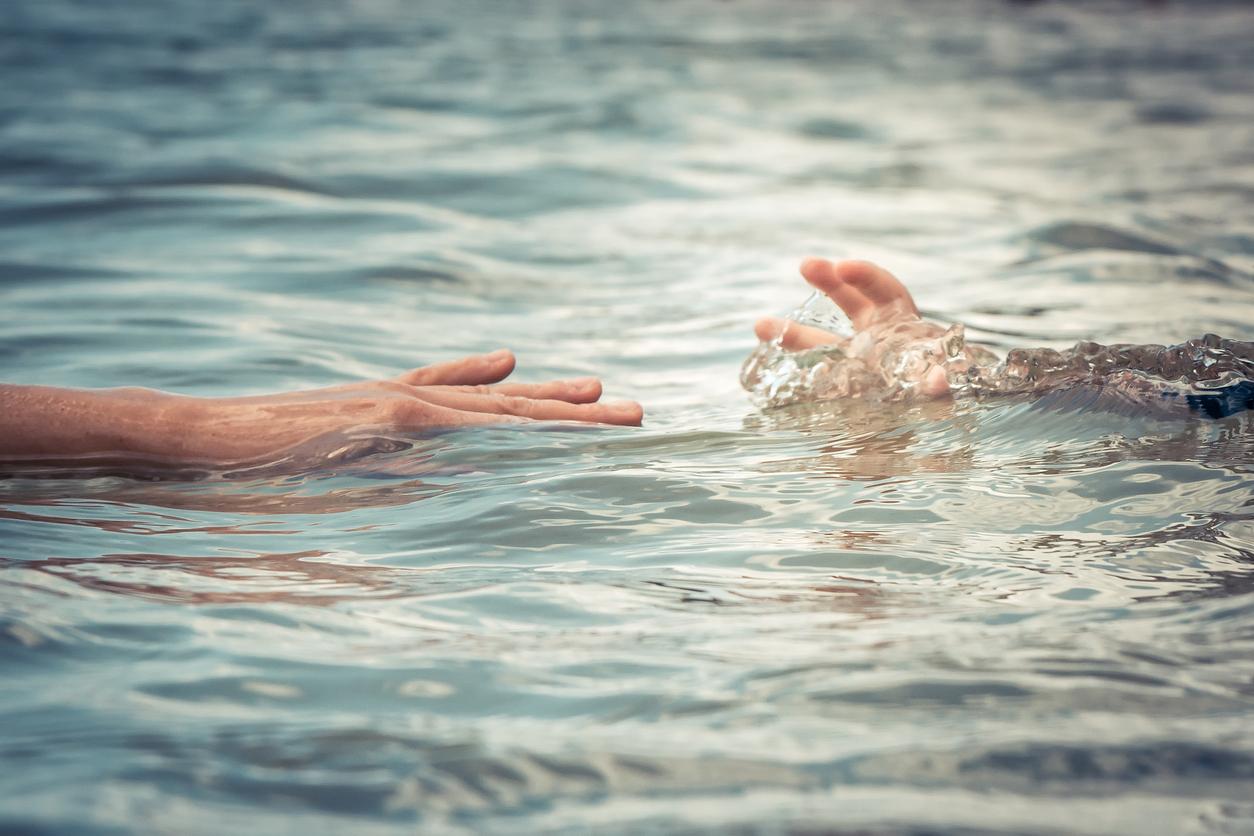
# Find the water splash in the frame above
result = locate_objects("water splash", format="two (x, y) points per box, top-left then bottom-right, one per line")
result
(962, 335), (1254, 395)
(740, 290), (995, 407)
(743, 294), (1254, 418)
(962, 335), (1254, 418)
(739, 290), (858, 406)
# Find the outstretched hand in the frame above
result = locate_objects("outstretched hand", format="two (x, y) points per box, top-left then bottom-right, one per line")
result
(0, 350), (643, 467)
(752, 259), (998, 399)
(327, 349), (642, 428)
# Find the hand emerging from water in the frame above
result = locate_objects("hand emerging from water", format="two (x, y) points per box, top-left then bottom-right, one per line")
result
(0, 350), (643, 468)
(752, 259), (999, 399)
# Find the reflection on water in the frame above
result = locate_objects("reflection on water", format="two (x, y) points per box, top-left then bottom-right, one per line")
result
(3, 0), (1254, 833)
(1, 550), (409, 606)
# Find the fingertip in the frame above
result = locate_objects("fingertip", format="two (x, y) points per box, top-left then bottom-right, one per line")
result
(754, 316), (785, 342)
(579, 377), (603, 401)
(486, 348), (516, 377)
(618, 401), (645, 426)
(595, 399), (643, 426)
(799, 257), (835, 281)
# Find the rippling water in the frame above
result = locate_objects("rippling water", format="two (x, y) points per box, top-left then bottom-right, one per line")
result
(3, 0), (1254, 833)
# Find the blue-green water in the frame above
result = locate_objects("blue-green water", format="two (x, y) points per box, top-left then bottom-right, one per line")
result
(3, 1), (1254, 833)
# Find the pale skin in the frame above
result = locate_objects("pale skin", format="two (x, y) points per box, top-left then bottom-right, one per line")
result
(0, 349), (643, 467)
(753, 258), (999, 399)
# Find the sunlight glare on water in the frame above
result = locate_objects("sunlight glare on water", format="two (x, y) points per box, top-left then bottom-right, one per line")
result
(2, 0), (1254, 833)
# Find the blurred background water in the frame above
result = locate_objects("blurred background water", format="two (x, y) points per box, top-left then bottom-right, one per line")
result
(2, 0), (1254, 833)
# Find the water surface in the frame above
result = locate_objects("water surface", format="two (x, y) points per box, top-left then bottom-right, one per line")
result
(2, 1), (1254, 833)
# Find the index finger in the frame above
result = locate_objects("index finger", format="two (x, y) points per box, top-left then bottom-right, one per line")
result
(801, 259), (919, 329)
(396, 350), (516, 386)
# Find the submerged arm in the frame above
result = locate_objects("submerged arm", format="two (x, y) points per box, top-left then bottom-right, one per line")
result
(747, 260), (1254, 417)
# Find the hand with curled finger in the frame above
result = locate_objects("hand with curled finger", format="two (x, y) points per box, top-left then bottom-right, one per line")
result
(745, 259), (1000, 403)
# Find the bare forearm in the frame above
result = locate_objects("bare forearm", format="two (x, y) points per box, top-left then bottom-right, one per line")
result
(0, 385), (212, 460)
(0, 353), (642, 469)
(0, 385), (370, 464)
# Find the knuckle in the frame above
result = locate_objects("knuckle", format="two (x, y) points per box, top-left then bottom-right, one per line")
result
(398, 366), (431, 385)
(380, 396), (413, 422)
(504, 395), (535, 416)
(375, 380), (413, 396)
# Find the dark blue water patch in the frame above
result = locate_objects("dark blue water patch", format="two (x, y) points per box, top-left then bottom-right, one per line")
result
(1169, 568), (1254, 607)
(813, 679), (1034, 707)
(1168, 258), (1254, 288)
(0, 331), (115, 355)
(1182, 381), (1254, 419)
(113, 316), (218, 332)
(0, 261), (132, 286)
(0, 608), (204, 673)
(965, 742), (1254, 785)
(591, 32), (881, 67)
(1000, 40), (1237, 89)
(322, 165), (702, 217)
(260, 23), (435, 54)
(848, 741), (1254, 792)
(0, 148), (106, 182)
(103, 722), (829, 823)
(209, 206), (440, 238)
(350, 264), (467, 287)
(795, 116), (881, 141)
(95, 162), (336, 200)
(111, 727), (502, 820)
(371, 93), (620, 129)
(371, 94), (468, 114)
(1021, 221), (1180, 258)
(0, 194), (219, 228)
(1136, 101), (1214, 125)
(1025, 385), (1199, 420)
(0, 816), (127, 836)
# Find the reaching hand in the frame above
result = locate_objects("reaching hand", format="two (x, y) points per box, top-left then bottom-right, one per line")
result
(0, 350), (643, 468)
(300, 349), (643, 429)
(751, 259), (999, 399)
